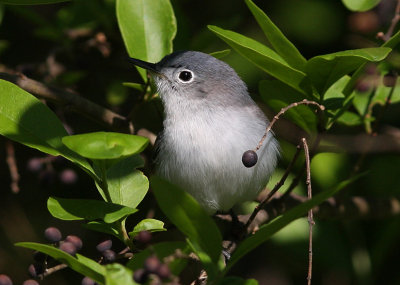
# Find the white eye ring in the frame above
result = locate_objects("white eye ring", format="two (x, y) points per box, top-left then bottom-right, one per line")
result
(177, 70), (194, 83)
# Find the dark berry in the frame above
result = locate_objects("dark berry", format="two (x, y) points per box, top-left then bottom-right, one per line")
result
(102, 249), (116, 262)
(355, 79), (371, 93)
(27, 158), (42, 172)
(28, 263), (44, 278)
(65, 235), (83, 250)
(96, 239), (112, 252)
(133, 269), (148, 284)
(22, 280), (39, 285)
(60, 169), (78, 184)
(59, 241), (77, 255)
(81, 277), (95, 285)
(33, 251), (46, 263)
(383, 71), (397, 87)
(156, 263), (171, 279)
(44, 227), (62, 242)
(242, 150), (258, 168)
(144, 255), (161, 273)
(0, 274), (12, 285)
(135, 231), (152, 244)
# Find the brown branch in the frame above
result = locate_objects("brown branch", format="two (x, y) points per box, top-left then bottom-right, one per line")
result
(5, 140), (20, 193)
(0, 71), (133, 133)
(302, 138), (314, 285)
(216, 194), (400, 236)
(38, 263), (68, 279)
(377, 0), (400, 41)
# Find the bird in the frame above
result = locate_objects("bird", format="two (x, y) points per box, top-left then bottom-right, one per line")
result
(130, 51), (279, 214)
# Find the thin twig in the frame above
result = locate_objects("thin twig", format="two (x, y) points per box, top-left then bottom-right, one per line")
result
(245, 144), (303, 230)
(302, 138), (314, 285)
(254, 99), (325, 152)
(5, 140), (20, 193)
(38, 263), (68, 279)
(377, 0), (400, 41)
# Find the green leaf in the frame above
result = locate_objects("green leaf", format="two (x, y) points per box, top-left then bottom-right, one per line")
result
(105, 264), (135, 285)
(116, 0), (176, 81)
(47, 197), (137, 223)
(62, 132), (149, 160)
(83, 221), (120, 238)
(306, 47), (391, 96)
(15, 242), (105, 283)
(0, 0), (69, 4)
(220, 277), (259, 285)
(151, 176), (222, 264)
(342, 0), (380, 11)
(208, 25), (309, 95)
(106, 155), (149, 208)
(245, 0), (306, 70)
(0, 80), (95, 178)
(129, 219), (166, 237)
(225, 175), (361, 272)
(336, 111), (363, 126)
(259, 79), (317, 132)
(122, 82), (144, 92)
(210, 49), (231, 59)
(126, 241), (189, 275)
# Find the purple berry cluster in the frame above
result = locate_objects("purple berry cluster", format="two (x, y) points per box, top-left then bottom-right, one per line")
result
(27, 156), (78, 185)
(133, 255), (172, 284)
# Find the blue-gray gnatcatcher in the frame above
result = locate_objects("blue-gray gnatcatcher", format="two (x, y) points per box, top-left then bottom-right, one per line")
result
(130, 51), (279, 214)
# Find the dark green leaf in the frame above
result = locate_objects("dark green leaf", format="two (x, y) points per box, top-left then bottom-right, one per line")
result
(259, 79), (317, 132)
(126, 241), (189, 275)
(220, 276), (259, 285)
(245, 0), (306, 70)
(105, 264), (135, 285)
(15, 242), (105, 283)
(106, 155), (149, 208)
(129, 219), (166, 237)
(225, 175), (361, 272)
(336, 111), (363, 126)
(150, 176), (222, 264)
(47, 197), (137, 223)
(208, 25), (309, 95)
(210, 49), (231, 59)
(0, 80), (95, 177)
(62, 132), (148, 160)
(306, 47), (391, 96)
(0, 0), (69, 4)
(116, 0), (176, 81)
(83, 221), (120, 238)
(342, 0), (380, 11)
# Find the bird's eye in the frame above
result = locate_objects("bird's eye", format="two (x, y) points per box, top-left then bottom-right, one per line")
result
(178, 70), (193, 82)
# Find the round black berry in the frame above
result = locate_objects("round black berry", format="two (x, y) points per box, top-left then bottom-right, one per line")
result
(102, 249), (116, 262)
(178, 70), (192, 82)
(22, 280), (39, 285)
(133, 269), (148, 284)
(44, 227), (62, 243)
(28, 263), (44, 278)
(81, 276), (96, 285)
(144, 255), (161, 273)
(59, 241), (77, 255)
(65, 235), (83, 251)
(96, 239), (112, 252)
(0, 274), (12, 285)
(242, 150), (258, 168)
(383, 71), (397, 87)
(156, 263), (171, 279)
(135, 231), (152, 244)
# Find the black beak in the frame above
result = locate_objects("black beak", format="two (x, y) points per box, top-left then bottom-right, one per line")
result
(129, 57), (159, 74)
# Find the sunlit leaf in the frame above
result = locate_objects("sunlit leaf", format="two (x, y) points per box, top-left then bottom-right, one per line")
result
(62, 132), (148, 160)
(116, 0), (176, 81)
(129, 219), (166, 237)
(47, 197), (137, 223)
(105, 264), (135, 285)
(342, 0), (380, 11)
